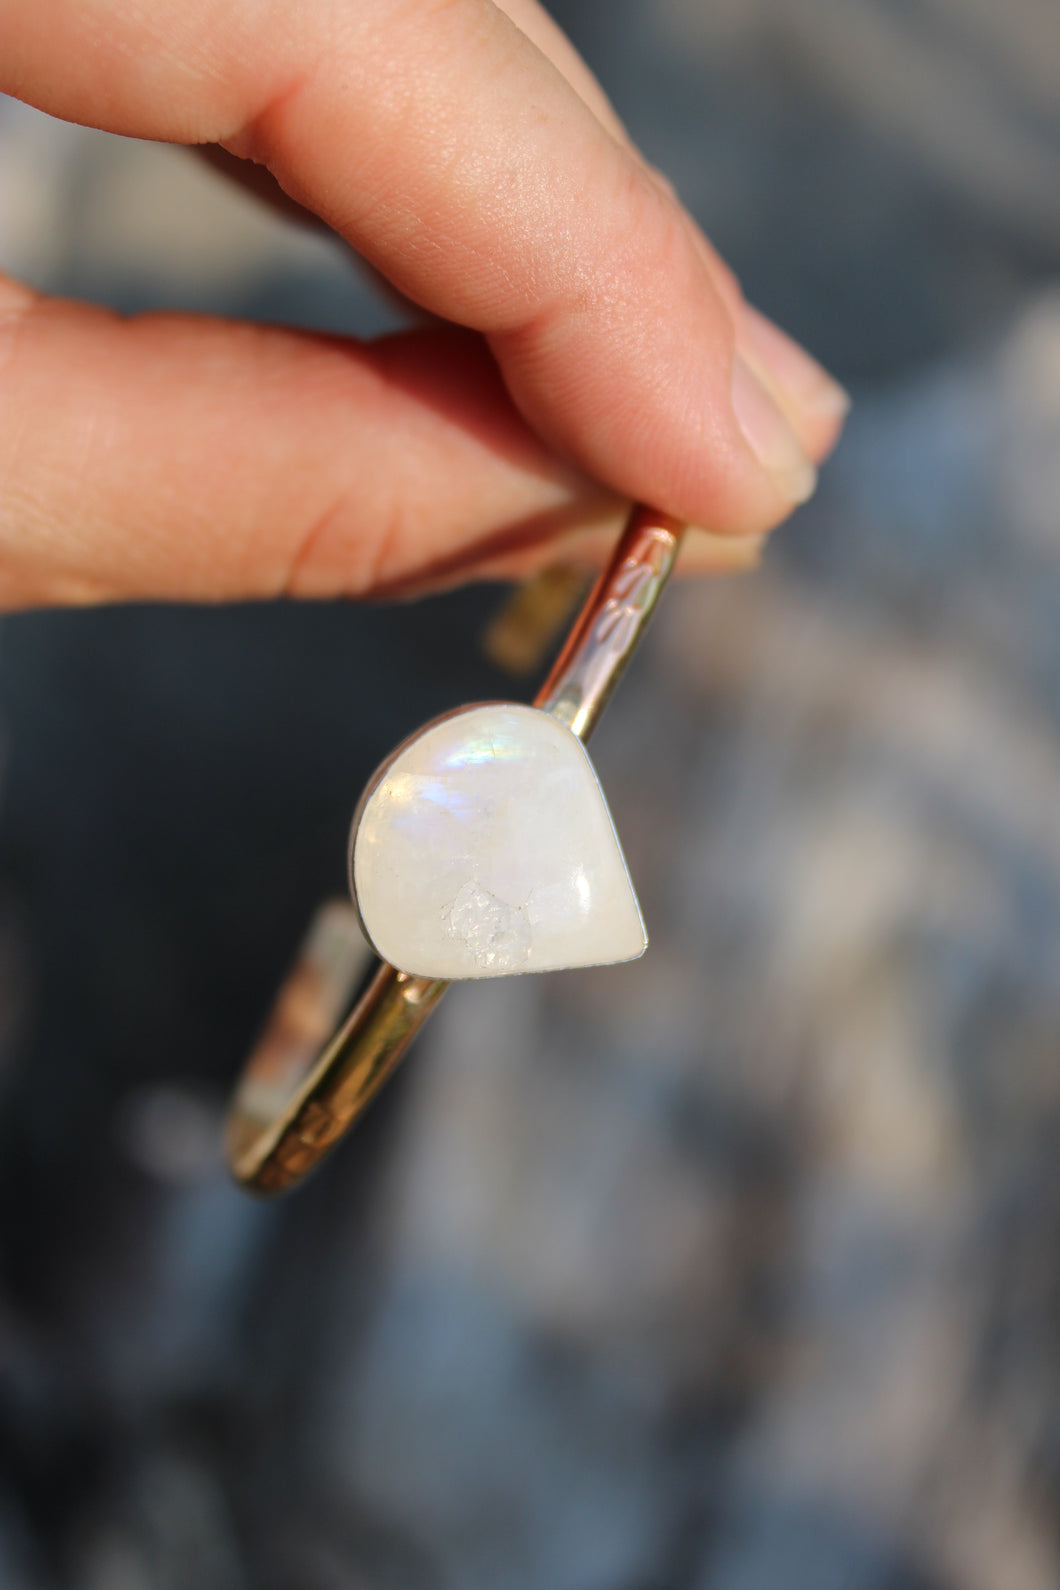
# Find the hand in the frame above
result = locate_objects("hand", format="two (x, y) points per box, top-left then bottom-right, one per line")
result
(0, 0), (848, 609)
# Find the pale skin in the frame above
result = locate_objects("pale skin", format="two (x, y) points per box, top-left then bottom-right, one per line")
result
(0, 0), (849, 610)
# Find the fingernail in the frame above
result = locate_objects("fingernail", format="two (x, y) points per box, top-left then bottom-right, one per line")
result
(683, 528), (767, 574)
(731, 354), (818, 505)
(741, 305), (850, 424)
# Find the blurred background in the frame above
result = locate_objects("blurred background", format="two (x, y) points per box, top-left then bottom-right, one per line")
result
(1, 1), (1060, 1586)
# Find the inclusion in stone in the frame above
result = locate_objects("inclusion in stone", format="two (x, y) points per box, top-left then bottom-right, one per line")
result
(349, 703), (648, 979)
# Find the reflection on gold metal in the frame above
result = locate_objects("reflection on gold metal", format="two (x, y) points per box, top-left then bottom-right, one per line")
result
(481, 565), (591, 678)
(226, 505), (685, 1195)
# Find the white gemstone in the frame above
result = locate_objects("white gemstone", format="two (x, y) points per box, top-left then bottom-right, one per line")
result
(349, 703), (648, 979)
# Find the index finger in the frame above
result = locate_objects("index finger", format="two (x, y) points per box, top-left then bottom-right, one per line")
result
(0, 0), (836, 535)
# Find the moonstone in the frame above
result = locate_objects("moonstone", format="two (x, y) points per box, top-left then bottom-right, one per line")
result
(349, 703), (648, 979)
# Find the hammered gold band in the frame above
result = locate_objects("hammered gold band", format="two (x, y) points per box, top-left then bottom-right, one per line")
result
(225, 504), (685, 1195)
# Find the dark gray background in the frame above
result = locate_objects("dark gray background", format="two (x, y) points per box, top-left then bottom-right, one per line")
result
(0, 2), (1059, 1586)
